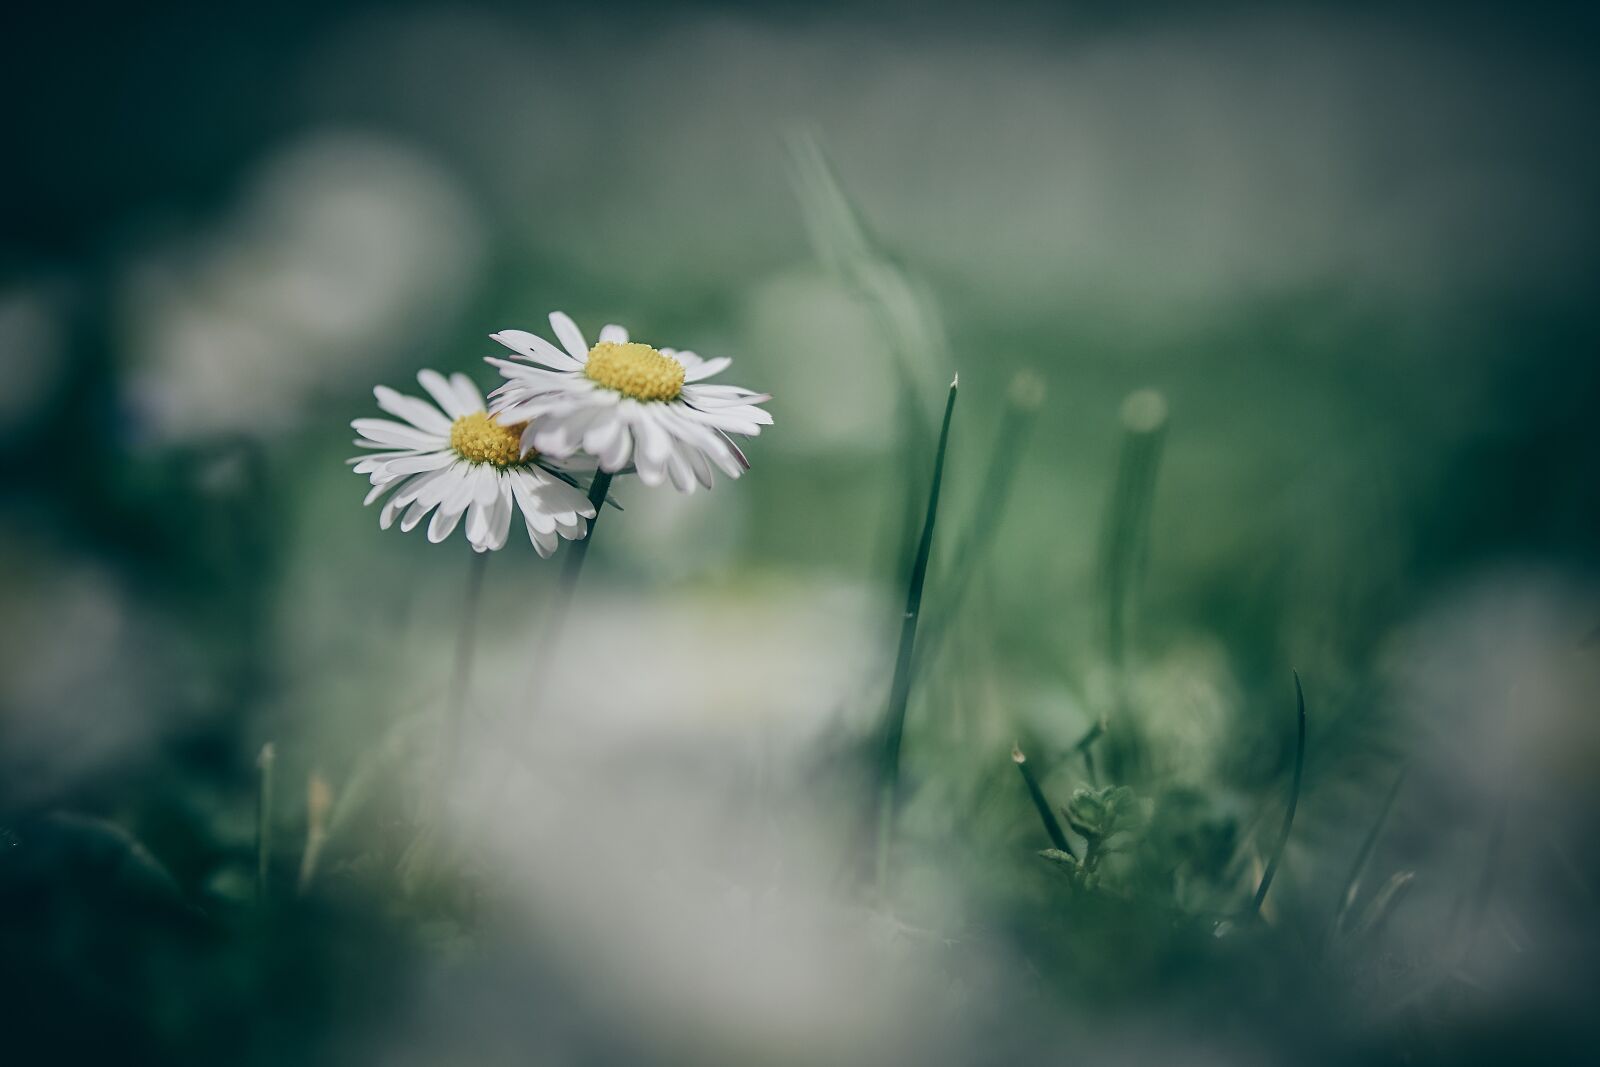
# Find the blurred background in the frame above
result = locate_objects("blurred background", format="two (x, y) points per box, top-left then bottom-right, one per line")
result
(4, 2), (1599, 1064)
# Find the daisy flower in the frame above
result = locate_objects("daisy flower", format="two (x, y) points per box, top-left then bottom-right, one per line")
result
(350, 369), (596, 555)
(485, 312), (772, 492)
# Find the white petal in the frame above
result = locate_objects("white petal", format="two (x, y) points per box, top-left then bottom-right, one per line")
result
(418, 369), (472, 419)
(549, 311), (590, 362)
(384, 452), (455, 478)
(598, 422), (633, 471)
(682, 356), (731, 382)
(633, 408), (674, 483)
(449, 372), (486, 414)
(428, 500), (466, 543)
(486, 480), (515, 550)
(491, 329), (582, 370)
(471, 463), (500, 506)
(598, 323), (629, 344)
(379, 486), (409, 528)
(400, 499), (433, 532)
(509, 471), (557, 535)
(375, 386), (454, 435)
(465, 498), (491, 547)
(352, 418), (445, 451)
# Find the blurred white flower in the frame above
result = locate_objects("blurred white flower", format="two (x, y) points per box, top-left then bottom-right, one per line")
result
(0, 536), (194, 804)
(488, 311), (772, 491)
(740, 272), (899, 456)
(125, 132), (484, 442)
(351, 369), (594, 555)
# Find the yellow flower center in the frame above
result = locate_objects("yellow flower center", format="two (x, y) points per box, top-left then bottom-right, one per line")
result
(584, 341), (685, 402)
(449, 412), (529, 467)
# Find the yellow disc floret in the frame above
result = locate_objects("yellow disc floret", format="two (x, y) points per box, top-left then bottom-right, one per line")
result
(449, 412), (529, 467)
(584, 341), (685, 402)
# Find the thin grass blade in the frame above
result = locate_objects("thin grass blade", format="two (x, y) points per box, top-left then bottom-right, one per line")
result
(874, 375), (959, 890)
(1353, 869), (1417, 941)
(916, 370), (1045, 669)
(1250, 672), (1307, 918)
(1012, 744), (1075, 858)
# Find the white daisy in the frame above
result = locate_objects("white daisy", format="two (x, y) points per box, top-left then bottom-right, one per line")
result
(485, 312), (772, 491)
(350, 369), (596, 555)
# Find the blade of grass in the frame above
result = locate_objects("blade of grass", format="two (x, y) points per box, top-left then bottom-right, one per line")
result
(1074, 721), (1104, 786)
(1332, 764), (1409, 937)
(1012, 744), (1074, 858)
(1250, 672), (1307, 918)
(874, 375), (959, 892)
(915, 371), (1045, 670)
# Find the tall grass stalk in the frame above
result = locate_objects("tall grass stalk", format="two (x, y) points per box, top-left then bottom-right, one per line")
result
(1250, 672), (1307, 918)
(875, 375), (959, 893)
(1100, 389), (1168, 674)
(297, 772), (333, 895)
(256, 741), (276, 905)
(1096, 390), (1168, 779)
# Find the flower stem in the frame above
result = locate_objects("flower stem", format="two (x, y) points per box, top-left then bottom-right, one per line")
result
(437, 549), (489, 815)
(558, 469), (614, 596)
(540, 469), (615, 645)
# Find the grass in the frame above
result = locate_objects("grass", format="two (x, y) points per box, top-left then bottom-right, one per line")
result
(4, 130), (1593, 1067)
(874, 374), (959, 892)
(1249, 671), (1307, 917)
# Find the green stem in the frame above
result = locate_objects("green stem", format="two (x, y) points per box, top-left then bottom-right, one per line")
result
(546, 469), (615, 631)
(437, 549), (489, 815)
(875, 376), (959, 892)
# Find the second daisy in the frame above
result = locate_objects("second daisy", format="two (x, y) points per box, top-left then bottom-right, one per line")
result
(350, 369), (596, 555)
(485, 312), (773, 492)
